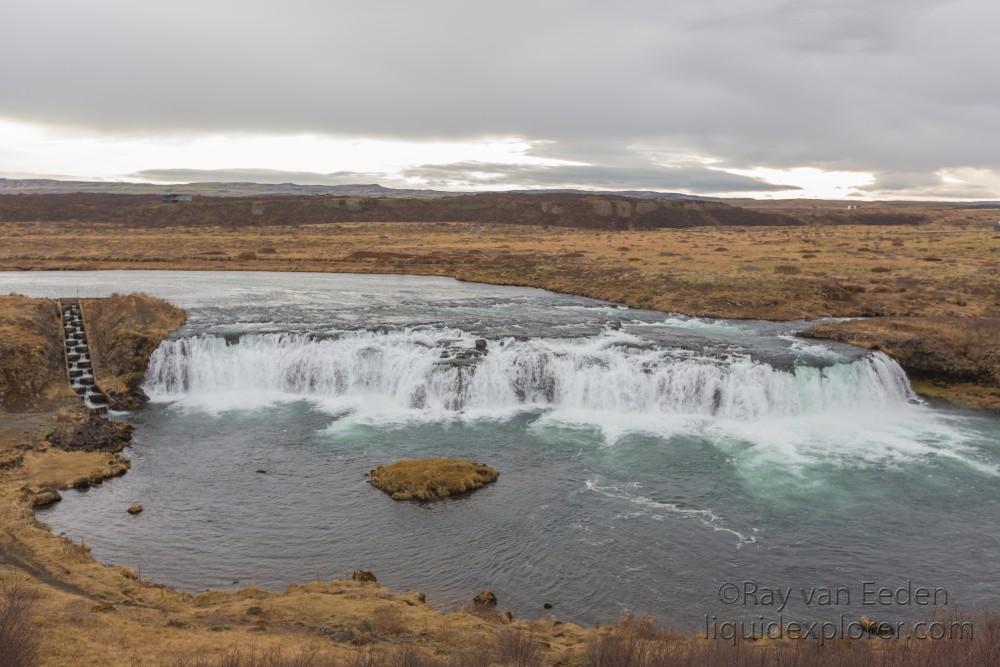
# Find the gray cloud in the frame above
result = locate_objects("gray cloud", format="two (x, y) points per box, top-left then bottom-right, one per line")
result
(134, 162), (794, 193)
(402, 162), (796, 192)
(2, 0), (999, 195)
(862, 171), (946, 192)
(861, 170), (1000, 200)
(133, 168), (387, 186)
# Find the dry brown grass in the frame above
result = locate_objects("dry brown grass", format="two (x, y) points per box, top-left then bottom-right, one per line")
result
(371, 605), (407, 635)
(494, 628), (544, 667)
(368, 458), (498, 501)
(167, 648), (323, 667)
(0, 577), (39, 667)
(1, 211), (997, 323)
(154, 611), (1000, 666)
(165, 630), (541, 667)
(0, 296), (69, 410)
(582, 612), (1000, 667)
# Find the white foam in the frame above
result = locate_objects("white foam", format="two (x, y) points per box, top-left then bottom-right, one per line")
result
(585, 479), (758, 547)
(778, 335), (848, 362)
(630, 316), (751, 334)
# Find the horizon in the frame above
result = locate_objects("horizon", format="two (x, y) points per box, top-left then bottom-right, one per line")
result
(2, 174), (999, 204)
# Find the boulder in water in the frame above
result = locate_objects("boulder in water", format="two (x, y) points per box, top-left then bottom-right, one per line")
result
(127, 503), (144, 515)
(352, 570), (377, 584)
(437, 343), (487, 368)
(369, 458), (498, 501)
(473, 590), (498, 609)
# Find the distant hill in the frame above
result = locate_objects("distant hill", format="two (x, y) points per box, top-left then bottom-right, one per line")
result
(506, 188), (721, 202)
(0, 178), (446, 199)
(0, 191), (798, 229)
(0, 183), (940, 229)
(959, 201), (1000, 209)
(0, 178), (714, 202)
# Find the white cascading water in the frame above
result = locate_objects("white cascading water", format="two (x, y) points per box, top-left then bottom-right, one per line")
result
(144, 329), (916, 419)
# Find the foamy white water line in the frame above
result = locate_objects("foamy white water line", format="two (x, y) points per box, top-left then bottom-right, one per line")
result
(585, 479), (760, 548)
(146, 330), (913, 416)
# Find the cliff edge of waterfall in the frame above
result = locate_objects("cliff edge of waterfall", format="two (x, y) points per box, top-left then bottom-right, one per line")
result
(803, 317), (1000, 412)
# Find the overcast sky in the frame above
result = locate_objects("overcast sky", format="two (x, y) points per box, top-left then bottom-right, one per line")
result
(2, 0), (998, 199)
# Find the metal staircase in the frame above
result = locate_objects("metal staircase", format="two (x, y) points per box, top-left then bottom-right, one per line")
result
(58, 299), (109, 415)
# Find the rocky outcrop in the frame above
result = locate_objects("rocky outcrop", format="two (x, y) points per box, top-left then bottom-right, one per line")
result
(472, 590), (498, 609)
(46, 410), (133, 453)
(802, 316), (1000, 411)
(28, 486), (62, 507)
(369, 458), (499, 502)
(436, 339), (489, 368)
(352, 570), (377, 584)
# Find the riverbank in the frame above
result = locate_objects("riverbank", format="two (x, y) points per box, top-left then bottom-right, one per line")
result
(1, 210), (998, 409)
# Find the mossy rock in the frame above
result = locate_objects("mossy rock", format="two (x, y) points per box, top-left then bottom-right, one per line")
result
(369, 458), (498, 502)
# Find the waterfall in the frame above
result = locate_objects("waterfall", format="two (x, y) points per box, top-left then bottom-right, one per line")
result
(144, 330), (916, 419)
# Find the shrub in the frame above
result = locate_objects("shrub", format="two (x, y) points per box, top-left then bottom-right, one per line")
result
(167, 647), (323, 667)
(495, 629), (543, 667)
(773, 264), (801, 274)
(372, 605), (406, 635)
(0, 578), (39, 667)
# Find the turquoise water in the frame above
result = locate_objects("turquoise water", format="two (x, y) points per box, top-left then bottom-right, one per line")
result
(4, 270), (999, 627)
